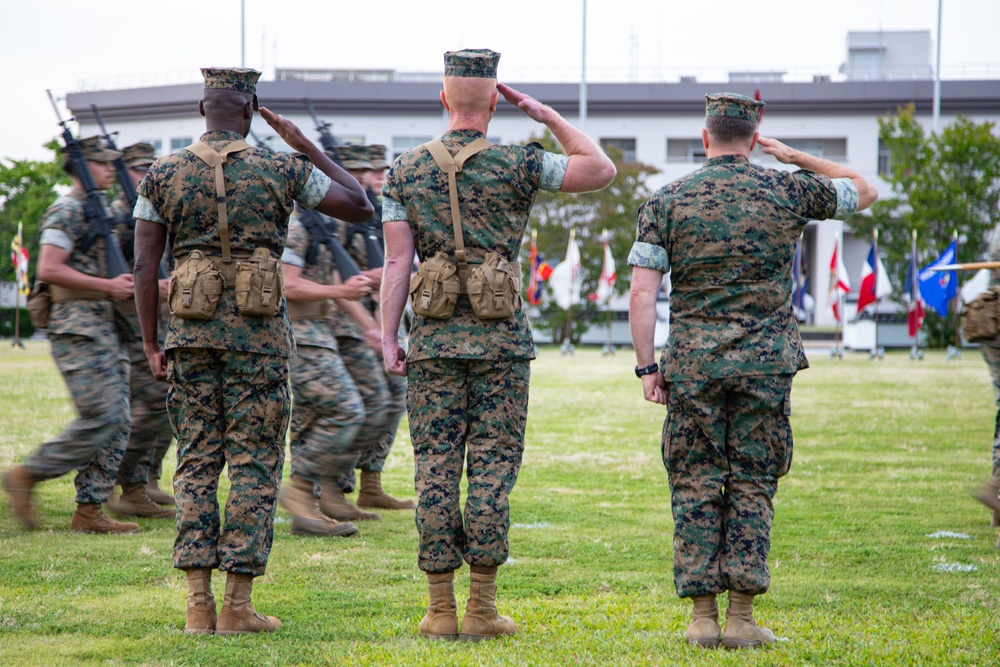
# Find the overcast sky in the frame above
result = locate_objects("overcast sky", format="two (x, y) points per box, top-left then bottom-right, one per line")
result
(2, 0), (997, 162)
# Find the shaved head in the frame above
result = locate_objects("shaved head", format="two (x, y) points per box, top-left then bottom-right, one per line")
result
(202, 88), (254, 118)
(442, 76), (498, 114)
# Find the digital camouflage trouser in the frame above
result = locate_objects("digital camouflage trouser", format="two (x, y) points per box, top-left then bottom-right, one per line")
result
(407, 358), (530, 573)
(663, 374), (793, 598)
(116, 336), (171, 486)
(26, 333), (130, 504)
(978, 342), (1000, 482)
(334, 336), (391, 491)
(289, 343), (366, 485)
(167, 348), (289, 577)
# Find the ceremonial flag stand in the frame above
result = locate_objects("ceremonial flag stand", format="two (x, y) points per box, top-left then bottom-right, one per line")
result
(907, 230), (925, 361)
(946, 230), (962, 362)
(869, 229), (885, 361)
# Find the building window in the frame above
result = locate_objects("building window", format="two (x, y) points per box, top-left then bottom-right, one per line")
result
(600, 138), (636, 163)
(665, 138), (706, 164)
(169, 137), (192, 153)
(142, 139), (163, 154)
(393, 136), (433, 160)
(878, 138), (891, 177)
(334, 135), (365, 147)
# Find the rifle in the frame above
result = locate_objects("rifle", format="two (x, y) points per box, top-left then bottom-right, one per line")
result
(298, 208), (361, 280)
(303, 98), (341, 165)
(92, 104), (136, 208)
(48, 90), (130, 278)
(249, 129), (270, 151)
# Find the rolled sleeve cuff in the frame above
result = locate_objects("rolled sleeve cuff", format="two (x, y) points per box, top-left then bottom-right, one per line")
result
(540, 152), (569, 191)
(296, 168), (333, 210)
(832, 178), (859, 219)
(281, 248), (305, 268)
(627, 241), (669, 273)
(39, 229), (74, 252)
(381, 196), (407, 223)
(133, 195), (164, 224)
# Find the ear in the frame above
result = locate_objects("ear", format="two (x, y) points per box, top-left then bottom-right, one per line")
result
(439, 90), (450, 113)
(748, 131), (760, 152)
(244, 102), (253, 120)
(198, 99), (206, 117)
(489, 89), (498, 114)
(701, 128), (710, 151)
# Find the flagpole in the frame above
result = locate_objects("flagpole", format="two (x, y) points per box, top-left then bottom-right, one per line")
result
(950, 229), (962, 359)
(872, 228), (882, 360)
(916, 229), (924, 361)
(562, 228), (576, 356)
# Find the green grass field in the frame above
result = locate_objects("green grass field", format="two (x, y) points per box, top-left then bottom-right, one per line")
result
(0, 340), (998, 666)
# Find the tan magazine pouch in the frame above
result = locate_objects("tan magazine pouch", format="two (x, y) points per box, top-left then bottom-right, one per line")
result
(961, 285), (1000, 342)
(27, 282), (51, 329)
(415, 138), (519, 320)
(169, 249), (224, 320)
(409, 251), (460, 319)
(235, 247), (284, 316)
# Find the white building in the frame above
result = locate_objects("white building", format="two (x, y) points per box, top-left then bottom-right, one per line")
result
(63, 31), (1000, 341)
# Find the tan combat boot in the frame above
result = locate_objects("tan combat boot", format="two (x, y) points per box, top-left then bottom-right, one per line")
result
(419, 570), (458, 641)
(685, 594), (721, 648)
(318, 482), (381, 522)
(459, 566), (516, 642)
(184, 568), (216, 634)
(720, 591), (775, 650)
(282, 478), (359, 537)
(70, 503), (140, 534)
(972, 479), (1000, 521)
(2, 466), (38, 530)
(215, 573), (282, 635)
(356, 470), (416, 510)
(145, 474), (175, 506)
(108, 483), (175, 519)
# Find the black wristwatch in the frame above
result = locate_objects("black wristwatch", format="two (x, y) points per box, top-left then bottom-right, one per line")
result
(635, 363), (660, 378)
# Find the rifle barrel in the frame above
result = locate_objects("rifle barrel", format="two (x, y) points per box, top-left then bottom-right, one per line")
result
(931, 262), (1000, 272)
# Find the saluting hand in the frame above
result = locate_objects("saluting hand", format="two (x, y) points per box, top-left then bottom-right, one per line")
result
(498, 83), (552, 124)
(259, 106), (312, 154)
(757, 136), (799, 165)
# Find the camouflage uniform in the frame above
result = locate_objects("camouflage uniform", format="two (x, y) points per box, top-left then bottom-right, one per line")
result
(135, 126), (331, 576)
(978, 231), (1000, 488)
(628, 96), (860, 598)
(382, 129), (568, 573)
(329, 144), (394, 493)
(282, 215), (366, 487)
(110, 192), (172, 489)
(25, 190), (131, 505)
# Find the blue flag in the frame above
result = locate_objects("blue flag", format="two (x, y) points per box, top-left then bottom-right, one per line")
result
(918, 241), (958, 316)
(791, 237), (808, 311)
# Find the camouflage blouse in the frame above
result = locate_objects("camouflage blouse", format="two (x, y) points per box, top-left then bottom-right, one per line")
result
(382, 129), (550, 363)
(136, 130), (323, 357)
(38, 190), (120, 347)
(629, 155), (841, 382)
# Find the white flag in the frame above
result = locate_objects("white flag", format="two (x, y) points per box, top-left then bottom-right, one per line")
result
(548, 233), (582, 311)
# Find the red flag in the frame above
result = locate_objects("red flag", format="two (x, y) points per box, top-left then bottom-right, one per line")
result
(827, 240), (850, 323)
(527, 230), (552, 306)
(856, 244), (892, 313)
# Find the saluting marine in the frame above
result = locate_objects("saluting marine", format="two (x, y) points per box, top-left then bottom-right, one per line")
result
(132, 67), (372, 635)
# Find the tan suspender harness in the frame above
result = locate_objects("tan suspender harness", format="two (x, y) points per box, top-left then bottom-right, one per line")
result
(407, 138), (522, 320)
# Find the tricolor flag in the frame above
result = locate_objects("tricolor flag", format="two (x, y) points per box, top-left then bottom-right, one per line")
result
(10, 221), (30, 297)
(526, 230), (553, 306)
(856, 244), (892, 313)
(904, 232), (925, 337)
(918, 240), (958, 316)
(827, 240), (851, 322)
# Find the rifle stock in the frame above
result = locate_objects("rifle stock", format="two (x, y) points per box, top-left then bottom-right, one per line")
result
(48, 91), (130, 279)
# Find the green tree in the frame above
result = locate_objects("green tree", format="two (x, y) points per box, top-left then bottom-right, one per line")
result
(0, 140), (69, 289)
(852, 105), (1000, 347)
(523, 130), (660, 343)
